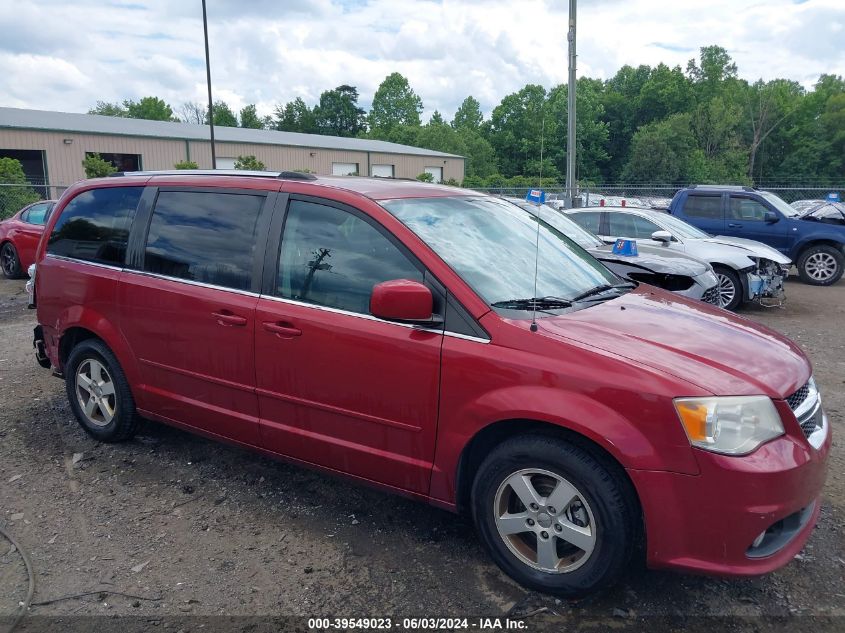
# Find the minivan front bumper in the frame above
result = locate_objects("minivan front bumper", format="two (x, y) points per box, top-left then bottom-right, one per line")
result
(629, 407), (830, 576)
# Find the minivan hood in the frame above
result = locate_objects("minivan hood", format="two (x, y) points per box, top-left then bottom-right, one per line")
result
(540, 287), (809, 397)
(705, 236), (792, 265)
(590, 243), (708, 276)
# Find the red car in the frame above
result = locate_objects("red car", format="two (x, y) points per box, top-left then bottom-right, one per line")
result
(30, 172), (830, 597)
(1, 199), (55, 278)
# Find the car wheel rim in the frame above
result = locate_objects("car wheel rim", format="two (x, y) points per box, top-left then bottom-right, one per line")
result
(1, 244), (17, 275)
(493, 468), (597, 574)
(75, 359), (117, 427)
(715, 273), (736, 308)
(805, 253), (838, 281)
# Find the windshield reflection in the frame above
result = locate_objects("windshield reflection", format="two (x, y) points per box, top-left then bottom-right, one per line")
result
(382, 196), (619, 313)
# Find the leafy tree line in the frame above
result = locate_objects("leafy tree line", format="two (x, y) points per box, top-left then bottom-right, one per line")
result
(87, 46), (844, 186)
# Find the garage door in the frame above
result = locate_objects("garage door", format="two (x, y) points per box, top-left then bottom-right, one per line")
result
(332, 162), (359, 176)
(216, 157), (236, 169)
(424, 166), (443, 183)
(371, 164), (394, 178)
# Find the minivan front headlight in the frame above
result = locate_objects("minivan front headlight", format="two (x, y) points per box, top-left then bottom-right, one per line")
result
(674, 396), (784, 456)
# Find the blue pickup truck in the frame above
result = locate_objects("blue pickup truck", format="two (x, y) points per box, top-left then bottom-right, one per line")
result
(667, 185), (845, 285)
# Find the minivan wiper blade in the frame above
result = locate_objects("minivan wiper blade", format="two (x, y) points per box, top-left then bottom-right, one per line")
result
(491, 297), (573, 311)
(571, 283), (635, 302)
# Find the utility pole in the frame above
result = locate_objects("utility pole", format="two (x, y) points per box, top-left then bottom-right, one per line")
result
(201, 0), (216, 168)
(565, 0), (577, 207)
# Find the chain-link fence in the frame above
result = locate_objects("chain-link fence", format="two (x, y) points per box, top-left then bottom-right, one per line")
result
(0, 183), (68, 220)
(471, 184), (845, 209)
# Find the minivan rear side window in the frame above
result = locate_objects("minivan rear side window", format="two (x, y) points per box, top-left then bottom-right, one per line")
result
(48, 186), (143, 266)
(143, 191), (264, 291)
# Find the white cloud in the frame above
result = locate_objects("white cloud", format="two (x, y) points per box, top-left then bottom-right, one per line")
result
(0, 0), (842, 121)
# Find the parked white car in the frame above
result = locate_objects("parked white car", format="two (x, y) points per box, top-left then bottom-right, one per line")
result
(566, 206), (791, 311)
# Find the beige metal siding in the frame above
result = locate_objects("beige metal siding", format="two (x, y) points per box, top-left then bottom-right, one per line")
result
(1, 129), (465, 186)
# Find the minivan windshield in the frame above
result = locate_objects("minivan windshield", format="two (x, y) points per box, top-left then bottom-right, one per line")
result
(382, 196), (623, 314)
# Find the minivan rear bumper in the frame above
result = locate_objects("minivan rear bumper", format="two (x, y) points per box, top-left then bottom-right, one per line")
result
(629, 422), (830, 576)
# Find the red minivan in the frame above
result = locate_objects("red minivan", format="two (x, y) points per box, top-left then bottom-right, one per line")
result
(31, 171), (830, 596)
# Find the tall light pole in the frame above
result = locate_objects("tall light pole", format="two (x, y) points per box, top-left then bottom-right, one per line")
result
(201, 0), (216, 168)
(565, 0), (577, 207)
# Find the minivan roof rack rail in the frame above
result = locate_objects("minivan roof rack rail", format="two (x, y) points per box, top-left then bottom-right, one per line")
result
(107, 169), (319, 180)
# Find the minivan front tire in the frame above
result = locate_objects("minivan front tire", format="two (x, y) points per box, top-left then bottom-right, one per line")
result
(471, 434), (638, 598)
(65, 339), (140, 442)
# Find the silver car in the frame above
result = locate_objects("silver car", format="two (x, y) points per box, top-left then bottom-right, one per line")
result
(506, 199), (719, 304)
(567, 206), (791, 311)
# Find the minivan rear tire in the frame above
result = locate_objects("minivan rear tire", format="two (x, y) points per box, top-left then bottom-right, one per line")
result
(471, 434), (638, 598)
(65, 339), (140, 442)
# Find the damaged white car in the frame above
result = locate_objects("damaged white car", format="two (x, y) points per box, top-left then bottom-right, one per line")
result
(566, 206), (791, 311)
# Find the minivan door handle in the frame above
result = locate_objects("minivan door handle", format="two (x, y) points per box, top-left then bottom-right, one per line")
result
(212, 311), (248, 327)
(263, 321), (302, 338)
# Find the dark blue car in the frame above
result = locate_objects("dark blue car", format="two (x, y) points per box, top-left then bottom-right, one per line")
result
(668, 185), (845, 285)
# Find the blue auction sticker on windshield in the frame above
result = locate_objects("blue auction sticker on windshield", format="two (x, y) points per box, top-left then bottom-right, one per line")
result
(525, 189), (546, 204)
(612, 238), (638, 256)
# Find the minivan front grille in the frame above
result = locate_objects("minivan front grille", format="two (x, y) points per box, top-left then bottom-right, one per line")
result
(786, 382), (810, 410)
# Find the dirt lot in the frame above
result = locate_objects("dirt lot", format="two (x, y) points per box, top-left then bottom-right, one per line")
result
(1, 277), (843, 631)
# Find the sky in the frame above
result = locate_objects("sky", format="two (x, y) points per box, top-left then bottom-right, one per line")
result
(0, 0), (843, 122)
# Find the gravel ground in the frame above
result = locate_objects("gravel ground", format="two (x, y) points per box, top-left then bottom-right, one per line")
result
(0, 277), (843, 632)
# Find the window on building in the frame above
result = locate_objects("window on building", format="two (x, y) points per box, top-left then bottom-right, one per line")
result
(277, 200), (423, 315)
(215, 157), (237, 170)
(86, 152), (141, 172)
(47, 187), (143, 265)
(143, 191), (264, 290)
(684, 195), (722, 220)
(332, 162), (359, 176)
(370, 164), (394, 178)
(424, 166), (443, 183)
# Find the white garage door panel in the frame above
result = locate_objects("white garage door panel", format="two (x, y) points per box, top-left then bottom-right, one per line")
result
(371, 164), (394, 178)
(424, 166), (443, 183)
(332, 162), (359, 176)
(216, 157), (237, 169)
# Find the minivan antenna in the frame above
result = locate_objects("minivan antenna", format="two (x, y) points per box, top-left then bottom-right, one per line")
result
(530, 116), (545, 333)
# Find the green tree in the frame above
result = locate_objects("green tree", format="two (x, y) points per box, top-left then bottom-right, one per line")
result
(743, 79), (802, 180)
(687, 45), (738, 101)
(174, 160), (199, 169)
(368, 72), (424, 135)
(488, 84), (559, 179)
(82, 153), (117, 178)
(314, 85), (366, 136)
(272, 97), (317, 133)
(124, 96), (178, 121)
(622, 114), (708, 183)
(234, 155), (265, 170)
(239, 104), (265, 129)
(207, 100), (238, 127)
(88, 101), (127, 117)
(452, 96), (483, 131)
(0, 158), (40, 220)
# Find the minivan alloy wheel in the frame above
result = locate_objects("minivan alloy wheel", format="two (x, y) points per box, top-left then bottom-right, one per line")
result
(75, 359), (117, 427)
(803, 252), (838, 282)
(494, 468), (597, 573)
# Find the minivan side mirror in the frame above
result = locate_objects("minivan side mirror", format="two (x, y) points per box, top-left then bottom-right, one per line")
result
(764, 211), (779, 224)
(370, 279), (441, 326)
(651, 230), (673, 244)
